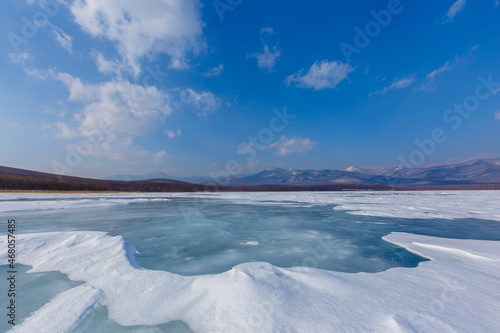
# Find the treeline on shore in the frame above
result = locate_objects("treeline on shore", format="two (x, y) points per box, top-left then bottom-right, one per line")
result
(1, 166), (499, 192)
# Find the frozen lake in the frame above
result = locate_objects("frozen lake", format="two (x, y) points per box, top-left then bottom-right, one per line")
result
(1, 191), (499, 332)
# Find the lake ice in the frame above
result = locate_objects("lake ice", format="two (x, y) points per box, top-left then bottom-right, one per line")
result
(0, 191), (499, 332)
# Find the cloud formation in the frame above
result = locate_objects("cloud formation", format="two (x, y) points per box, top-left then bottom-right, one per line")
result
(265, 136), (318, 156)
(286, 60), (353, 90)
(247, 27), (281, 73)
(419, 55), (462, 90)
(9, 52), (31, 64)
(47, 72), (218, 161)
(67, 0), (205, 76)
(50, 24), (73, 53)
(179, 88), (220, 116)
(203, 64), (224, 77)
(445, 0), (467, 22)
(370, 77), (415, 96)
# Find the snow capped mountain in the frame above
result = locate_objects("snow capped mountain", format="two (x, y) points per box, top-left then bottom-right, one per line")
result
(231, 159), (500, 186)
(104, 159), (500, 186)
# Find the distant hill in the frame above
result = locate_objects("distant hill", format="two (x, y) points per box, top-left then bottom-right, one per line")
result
(104, 171), (212, 184)
(103, 171), (189, 184)
(2, 158), (500, 192)
(0, 166), (395, 192)
(0, 166), (203, 192)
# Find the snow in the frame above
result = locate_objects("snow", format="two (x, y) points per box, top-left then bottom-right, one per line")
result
(10, 285), (103, 333)
(0, 194), (170, 213)
(1, 231), (499, 332)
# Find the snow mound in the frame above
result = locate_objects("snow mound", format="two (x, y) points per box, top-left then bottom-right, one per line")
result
(1, 231), (499, 332)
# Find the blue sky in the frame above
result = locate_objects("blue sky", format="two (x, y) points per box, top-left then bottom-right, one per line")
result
(1, 0), (499, 179)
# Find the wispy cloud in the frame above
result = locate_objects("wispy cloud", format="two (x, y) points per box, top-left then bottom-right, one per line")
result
(203, 64), (224, 77)
(247, 27), (281, 73)
(419, 56), (461, 90)
(50, 24), (73, 53)
(24, 67), (52, 80)
(153, 150), (167, 163)
(9, 52), (31, 64)
(444, 0), (467, 22)
(370, 77), (415, 96)
(285, 60), (354, 91)
(495, 112), (500, 120)
(264, 136), (318, 156)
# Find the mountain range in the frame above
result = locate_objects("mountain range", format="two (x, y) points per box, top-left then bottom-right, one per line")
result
(105, 158), (500, 186)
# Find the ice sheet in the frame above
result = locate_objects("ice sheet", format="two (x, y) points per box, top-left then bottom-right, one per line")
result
(1, 191), (499, 222)
(168, 191), (500, 222)
(1, 231), (499, 332)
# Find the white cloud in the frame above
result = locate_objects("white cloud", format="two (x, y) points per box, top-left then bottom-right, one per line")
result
(67, 0), (205, 76)
(93, 52), (130, 77)
(285, 60), (354, 91)
(56, 72), (172, 137)
(169, 58), (190, 70)
(9, 52), (31, 64)
(179, 88), (220, 116)
(494, 112), (500, 120)
(50, 73), (172, 160)
(46, 72), (219, 161)
(203, 64), (224, 77)
(445, 0), (466, 21)
(52, 122), (79, 138)
(50, 24), (73, 53)
(247, 27), (281, 73)
(426, 61), (453, 80)
(153, 150), (167, 163)
(24, 67), (52, 80)
(248, 45), (281, 73)
(371, 77), (415, 96)
(264, 136), (318, 156)
(166, 128), (181, 139)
